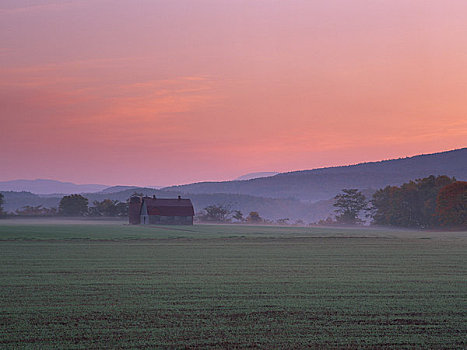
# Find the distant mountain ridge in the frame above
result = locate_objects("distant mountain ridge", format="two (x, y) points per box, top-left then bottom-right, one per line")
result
(235, 172), (279, 181)
(0, 179), (108, 195)
(163, 148), (467, 201)
(2, 148), (465, 222)
(97, 186), (146, 194)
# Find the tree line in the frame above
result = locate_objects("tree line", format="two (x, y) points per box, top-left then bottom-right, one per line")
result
(58, 194), (129, 217)
(196, 205), (265, 224)
(328, 175), (466, 229)
(1, 175), (465, 228)
(0, 193), (129, 217)
(195, 204), (306, 225)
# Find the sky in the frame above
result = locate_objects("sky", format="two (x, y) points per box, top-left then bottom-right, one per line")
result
(1, 0), (467, 186)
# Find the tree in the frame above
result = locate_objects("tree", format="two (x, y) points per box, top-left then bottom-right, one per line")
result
(232, 210), (244, 222)
(246, 211), (262, 223)
(91, 199), (119, 217)
(370, 175), (456, 228)
(316, 217), (336, 226)
(413, 175), (454, 227)
(115, 201), (129, 217)
(370, 185), (402, 226)
(333, 189), (368, 225)
(90, 199), (128, 217)
(199, 204), (231, 222)
(15, 205), (57, 216)
(276, 218), (290, 225)
(435, 181), (467, 228)
(59, 194), (89, 216)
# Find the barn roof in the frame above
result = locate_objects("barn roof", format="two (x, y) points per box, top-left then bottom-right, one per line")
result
(142, 197), (194, 216)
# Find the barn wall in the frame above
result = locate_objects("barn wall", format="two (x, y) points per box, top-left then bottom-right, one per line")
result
(149, 215), (193, 225)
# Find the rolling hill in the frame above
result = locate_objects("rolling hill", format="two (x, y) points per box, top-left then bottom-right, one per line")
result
(235, 172), (279, 181)
(0, 179), (108, 195)
(163, 148), (467, 201)
(2, 148), (465, 222)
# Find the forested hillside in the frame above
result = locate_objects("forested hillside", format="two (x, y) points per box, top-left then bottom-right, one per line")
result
(163, 148), (467, 201)
(2, 149), (465, 222)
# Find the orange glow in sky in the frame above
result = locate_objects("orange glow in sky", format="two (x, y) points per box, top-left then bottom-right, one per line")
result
(1, 0), (467, 186)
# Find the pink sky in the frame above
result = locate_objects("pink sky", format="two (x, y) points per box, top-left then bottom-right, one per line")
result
(1, 0), (466, 186)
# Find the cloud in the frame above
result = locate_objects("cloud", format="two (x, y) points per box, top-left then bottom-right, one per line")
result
(0, 59), (222, 158)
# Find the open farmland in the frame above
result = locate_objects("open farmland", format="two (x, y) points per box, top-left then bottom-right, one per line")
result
(0, 220), (466, 349)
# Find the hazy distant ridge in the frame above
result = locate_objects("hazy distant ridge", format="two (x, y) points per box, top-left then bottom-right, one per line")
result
(2, 148), (466, 222)
(0, 179), (108, 195)
(235, 172), (279, 181)
(163, 148), (467, 201)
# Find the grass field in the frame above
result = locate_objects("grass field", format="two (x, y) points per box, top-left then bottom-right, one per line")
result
(0, 219), (466, 349)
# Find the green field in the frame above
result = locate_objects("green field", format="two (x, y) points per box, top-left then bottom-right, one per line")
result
(0, 220), (466, 349)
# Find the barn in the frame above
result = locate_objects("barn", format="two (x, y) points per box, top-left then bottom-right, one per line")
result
(129, 195), (194, 225)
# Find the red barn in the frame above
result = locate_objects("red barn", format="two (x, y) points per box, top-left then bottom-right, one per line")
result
(129, 196), (194, 225)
